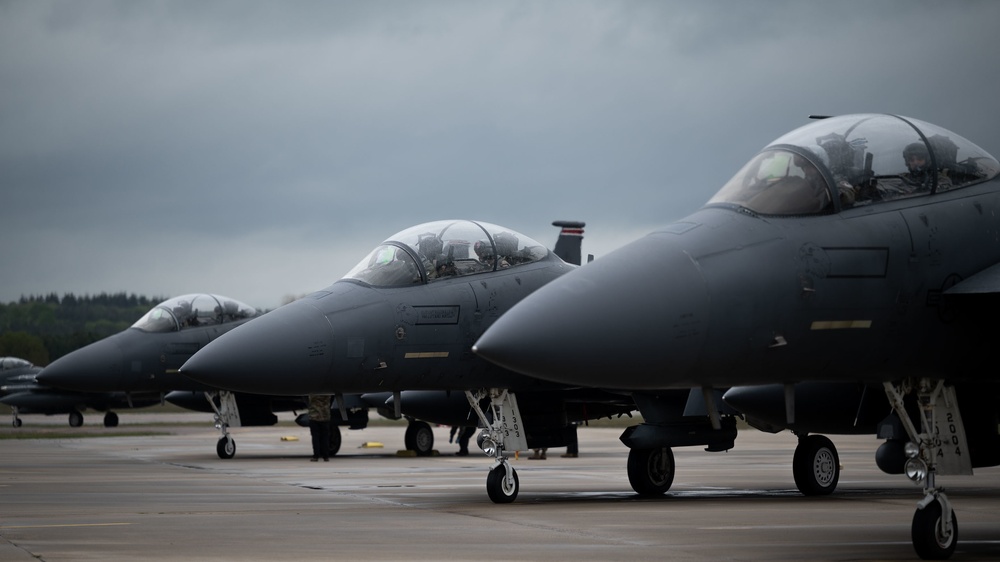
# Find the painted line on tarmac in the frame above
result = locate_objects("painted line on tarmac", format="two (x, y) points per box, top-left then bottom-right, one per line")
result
(0, 523), (132, 529)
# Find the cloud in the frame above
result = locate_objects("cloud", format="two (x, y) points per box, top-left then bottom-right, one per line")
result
(3, 0), (1000, 310)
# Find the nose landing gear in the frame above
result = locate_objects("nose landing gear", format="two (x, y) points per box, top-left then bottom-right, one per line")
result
(464, 389), (528, 504)
(884, 379), (969, 560)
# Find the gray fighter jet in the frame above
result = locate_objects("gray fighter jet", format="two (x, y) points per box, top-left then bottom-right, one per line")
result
(34, 294), (328, 457)
(181, 220), (639, 503)
(1, 356), (160, 427)
(473, 113), (1000, 559)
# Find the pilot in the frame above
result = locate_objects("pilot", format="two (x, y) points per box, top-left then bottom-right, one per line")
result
(901, 142), (933, 190)
(428, 253), (457, 279)
(474, 240), (509, 271)
(869, 142), (951, 200)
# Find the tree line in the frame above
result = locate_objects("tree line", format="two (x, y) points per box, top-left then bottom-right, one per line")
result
(0, 292), (165, 366)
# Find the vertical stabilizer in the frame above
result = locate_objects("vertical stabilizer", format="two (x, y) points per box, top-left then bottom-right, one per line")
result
(552, 221), (585, 266)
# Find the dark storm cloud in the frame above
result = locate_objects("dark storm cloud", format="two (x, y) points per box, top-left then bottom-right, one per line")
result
(2, 0), (1000, 309)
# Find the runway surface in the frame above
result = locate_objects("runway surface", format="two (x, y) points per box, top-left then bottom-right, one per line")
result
(1, 412), (999, 561)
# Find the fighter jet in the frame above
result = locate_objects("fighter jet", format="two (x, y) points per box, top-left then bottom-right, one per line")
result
(34, 294), (322, 457)
(35, 293), (448, 458)
(1, 356), (160, 427)
(473, 113), (1000, 559)
(181, 220), (639, 502)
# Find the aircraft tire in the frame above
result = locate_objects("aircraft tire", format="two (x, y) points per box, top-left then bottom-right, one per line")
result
(404, 421), (434, 456)
(486, 465), (519, 503)
(216, 436), (236, 459)
(627, 446), (674, 496)
(912, 499), (957, 560)
(329, 427), (342, 457)
(13, 418), (22, 428)
(104, 412), (119, 428)
(793, 435), (839, 496)
(68, 410), (84, 428)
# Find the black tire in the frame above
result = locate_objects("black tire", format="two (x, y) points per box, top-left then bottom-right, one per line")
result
(68, 410), (84, 428)
(627, 447), (675, 496)
(216, 436), (236, 459)
(912, 499), (958, 560)
(404, 421), (434, 456)
(103, 412), (119, 428)
(329, 427), (342, 457)
(486, 465), (519, 503)
(793, 435), (840, 496)
(13, 418), (23, 428)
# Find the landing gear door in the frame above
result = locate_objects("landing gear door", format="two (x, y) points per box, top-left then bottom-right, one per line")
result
(932, 385), (972, 476)
(499, 392), (528, 453)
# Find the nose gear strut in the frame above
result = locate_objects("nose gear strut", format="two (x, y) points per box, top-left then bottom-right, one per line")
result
(464, 389), (528, 503)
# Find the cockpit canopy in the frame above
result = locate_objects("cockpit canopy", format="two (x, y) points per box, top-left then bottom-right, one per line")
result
(131, 294), (259, 333)
(708, 114), (1000, 216)
(343, 220), (549, 287)
(0, 357), (33, 371)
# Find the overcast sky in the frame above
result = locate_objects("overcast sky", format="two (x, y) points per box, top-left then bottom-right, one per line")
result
(3, 0), (999, 311)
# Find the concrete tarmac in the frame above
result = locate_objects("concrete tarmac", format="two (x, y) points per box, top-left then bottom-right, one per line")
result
(1, 414), (999, 561)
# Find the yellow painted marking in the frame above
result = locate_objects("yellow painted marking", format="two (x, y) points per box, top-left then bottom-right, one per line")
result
(403, 352), (450, 359)
(810, 320), (872, 330)
(280, 436), (299, 441)
(0, 523), (132, 529)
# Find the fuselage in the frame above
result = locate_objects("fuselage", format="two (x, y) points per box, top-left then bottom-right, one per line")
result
(473, 114), (1000, 390)
(38, 294), (259, 393)
(181, 255), (574, 395)
(180, 220), (578, 395)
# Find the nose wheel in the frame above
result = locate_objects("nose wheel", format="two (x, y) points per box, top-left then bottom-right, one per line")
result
(464, 389), (528, 504)
(216, 435), (236, 459)
(912, 496), (957, 560)
(486, 462), (519, 503)
(884, 380), (967, 560)
(204, 391), (241, 459)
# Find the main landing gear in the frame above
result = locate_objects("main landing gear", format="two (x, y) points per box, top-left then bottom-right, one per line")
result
(884, 379), (970, 560)
(792, 434), (840, 496)
(465, 389), (528, 504)
(404, 419), (434, 456)
(627, 446), (675, 496)
(11, 406), (22, 428)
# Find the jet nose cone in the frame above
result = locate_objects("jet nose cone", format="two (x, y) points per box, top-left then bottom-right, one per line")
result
(181, 298), (334, 395)
(37, 338), (124, 392)
(474, 234), (709, 389)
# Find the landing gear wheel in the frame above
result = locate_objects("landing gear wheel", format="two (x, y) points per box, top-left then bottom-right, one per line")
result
(793, 435), (840, 496)
(329, 427), (342, 457)
(912, 499), (958, 560)
(404, 421), (434, 456)
(103, 412), (119, 428)
(486, 464), (519, 503)
(627, 446), (675, 496)
(68, 410), (84, 428)
(13, 418), (22, 428)
(216, 435), (236, 459)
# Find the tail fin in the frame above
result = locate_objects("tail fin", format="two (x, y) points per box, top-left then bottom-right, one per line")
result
(552, 221), (585, 265)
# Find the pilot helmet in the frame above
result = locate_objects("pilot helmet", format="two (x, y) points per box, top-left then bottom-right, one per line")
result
(903, 142), (930, 172)
(474, 240), (495, 260)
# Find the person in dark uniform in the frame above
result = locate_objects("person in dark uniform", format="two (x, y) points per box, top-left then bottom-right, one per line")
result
(308, 394), (332, 461)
